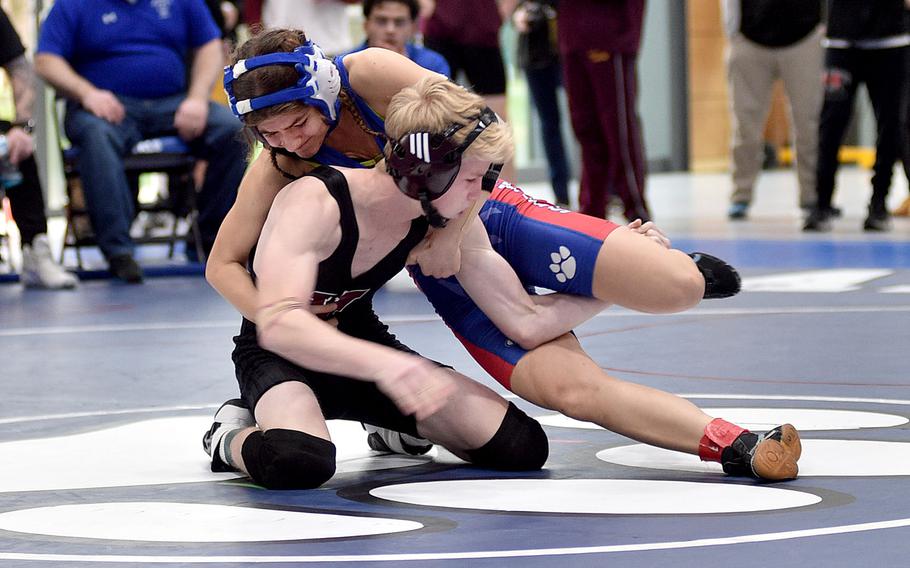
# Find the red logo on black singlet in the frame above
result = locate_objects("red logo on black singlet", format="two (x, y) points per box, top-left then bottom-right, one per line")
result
(311, 289), (370, 318)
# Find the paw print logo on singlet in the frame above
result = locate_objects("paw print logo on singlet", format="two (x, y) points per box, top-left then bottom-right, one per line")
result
(549, 246), (576, 283)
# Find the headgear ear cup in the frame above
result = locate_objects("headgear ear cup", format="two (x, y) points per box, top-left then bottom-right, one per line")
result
(224, 40), (342, 124)
(387, 107), (500, 202)
(483, 163), (503, 192)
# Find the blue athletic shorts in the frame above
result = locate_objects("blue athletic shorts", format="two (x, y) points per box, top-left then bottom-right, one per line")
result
(412, 181), (619, 389)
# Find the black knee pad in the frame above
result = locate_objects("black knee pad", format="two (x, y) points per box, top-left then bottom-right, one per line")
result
(241, 429), (336, 490)
(465, 402), (548, 471)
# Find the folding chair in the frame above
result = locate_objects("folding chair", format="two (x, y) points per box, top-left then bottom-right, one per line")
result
(54, 102), (205, 268)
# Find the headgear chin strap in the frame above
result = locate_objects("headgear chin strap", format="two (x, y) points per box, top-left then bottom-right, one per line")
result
(223, 40), (342, 125)
(386, 107), (503, 212)
(419, 192), (449, 228)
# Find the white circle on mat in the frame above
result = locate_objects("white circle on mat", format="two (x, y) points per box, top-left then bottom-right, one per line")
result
(0, 417), (430, 493)
(0, 502), (422, 542)
(370, 479), (820, 514)
(597, 439), (910, 477)
(538, 408), (907, 432)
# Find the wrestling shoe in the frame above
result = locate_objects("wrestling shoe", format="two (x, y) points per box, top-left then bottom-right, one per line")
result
(364, 424), (434, 456)
(689, 252), (741, 299)
(202, 399), (255, 472)
(721, 424), (802, 481)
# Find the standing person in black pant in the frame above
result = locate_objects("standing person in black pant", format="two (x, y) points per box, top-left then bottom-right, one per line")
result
(804, 0), (910, 232)
(723, 0), (824, 220)
(0, 8), (77, 288)
(893, 2), (910, 218)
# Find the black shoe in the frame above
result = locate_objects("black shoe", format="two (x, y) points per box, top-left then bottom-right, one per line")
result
(802, 203), (842, 218)
(863, 206), (891, 232)
(108, 254), (144, 284)
(689, 252), (741, 299)
(203, 399), (255, 472)
(721, 424), (801, 481)
(803, 208), (832, 232)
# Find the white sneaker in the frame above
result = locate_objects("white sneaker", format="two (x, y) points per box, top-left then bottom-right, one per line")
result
(21, 234), (78, 289)
(364, 424), (433, 456)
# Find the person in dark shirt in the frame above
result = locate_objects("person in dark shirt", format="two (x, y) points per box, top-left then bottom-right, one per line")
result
(343, 0), (450, 77)
(804, 0), (910, 232)
(423, 0), (513, 179)
(0, 8), (77, 288)
(723, 0), (824, 219)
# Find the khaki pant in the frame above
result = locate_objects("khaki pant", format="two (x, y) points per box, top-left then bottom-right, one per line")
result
(727, 25), (824, 207)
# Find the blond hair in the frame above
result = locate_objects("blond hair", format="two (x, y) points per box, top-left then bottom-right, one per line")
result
(385, 76), (514, 164)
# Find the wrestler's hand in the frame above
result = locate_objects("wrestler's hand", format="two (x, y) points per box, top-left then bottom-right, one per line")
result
(407, 230), (462, 278)
(375, 357), (456, 421)
(627, 218), (671, 249)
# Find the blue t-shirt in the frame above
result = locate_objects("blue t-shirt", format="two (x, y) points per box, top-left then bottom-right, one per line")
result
(37, 0), (220, 99)
(344, 42), (451, 78)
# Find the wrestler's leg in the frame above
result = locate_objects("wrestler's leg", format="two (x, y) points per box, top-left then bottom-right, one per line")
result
(482, 182), (732, 310)
(412, 270), (798, 480)
(509, 334), (799, 479)
(510, 333), (708, 453)
(590, 226), (704, 313)
(416, 369), (548, 471)
(206, 380), (336, 490)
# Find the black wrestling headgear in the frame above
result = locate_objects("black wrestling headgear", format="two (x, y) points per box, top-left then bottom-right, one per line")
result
(386, 106), (503, 203)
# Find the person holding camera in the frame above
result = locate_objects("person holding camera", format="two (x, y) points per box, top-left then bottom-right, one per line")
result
(512, 0), (570, 207)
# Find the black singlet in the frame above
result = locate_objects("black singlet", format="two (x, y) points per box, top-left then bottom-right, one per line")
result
(248, 166), (429, 328)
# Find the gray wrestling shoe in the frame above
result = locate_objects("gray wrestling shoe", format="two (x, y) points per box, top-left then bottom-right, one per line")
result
(202, 399), (255, 472)
(364, 424), (433, 456)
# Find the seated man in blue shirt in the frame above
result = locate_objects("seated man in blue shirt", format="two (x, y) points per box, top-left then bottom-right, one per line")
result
(35, 0), (246, 283)
(345, 0), (450, 77)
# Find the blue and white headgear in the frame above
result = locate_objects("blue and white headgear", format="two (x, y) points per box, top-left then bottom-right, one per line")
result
(223, 40), (342, 125)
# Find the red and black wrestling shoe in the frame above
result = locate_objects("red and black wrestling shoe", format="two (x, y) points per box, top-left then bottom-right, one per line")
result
(699, 418), (802, 481)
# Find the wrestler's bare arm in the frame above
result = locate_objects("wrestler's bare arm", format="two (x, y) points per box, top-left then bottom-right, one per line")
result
(206, 151), (291, 320)
(455, 220), (608, 350)
(254, 181), (453, 419)
(343, 48), (443, 114)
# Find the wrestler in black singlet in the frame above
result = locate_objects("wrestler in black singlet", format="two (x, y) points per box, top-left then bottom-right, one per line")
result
(231, 166), (430, 435)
